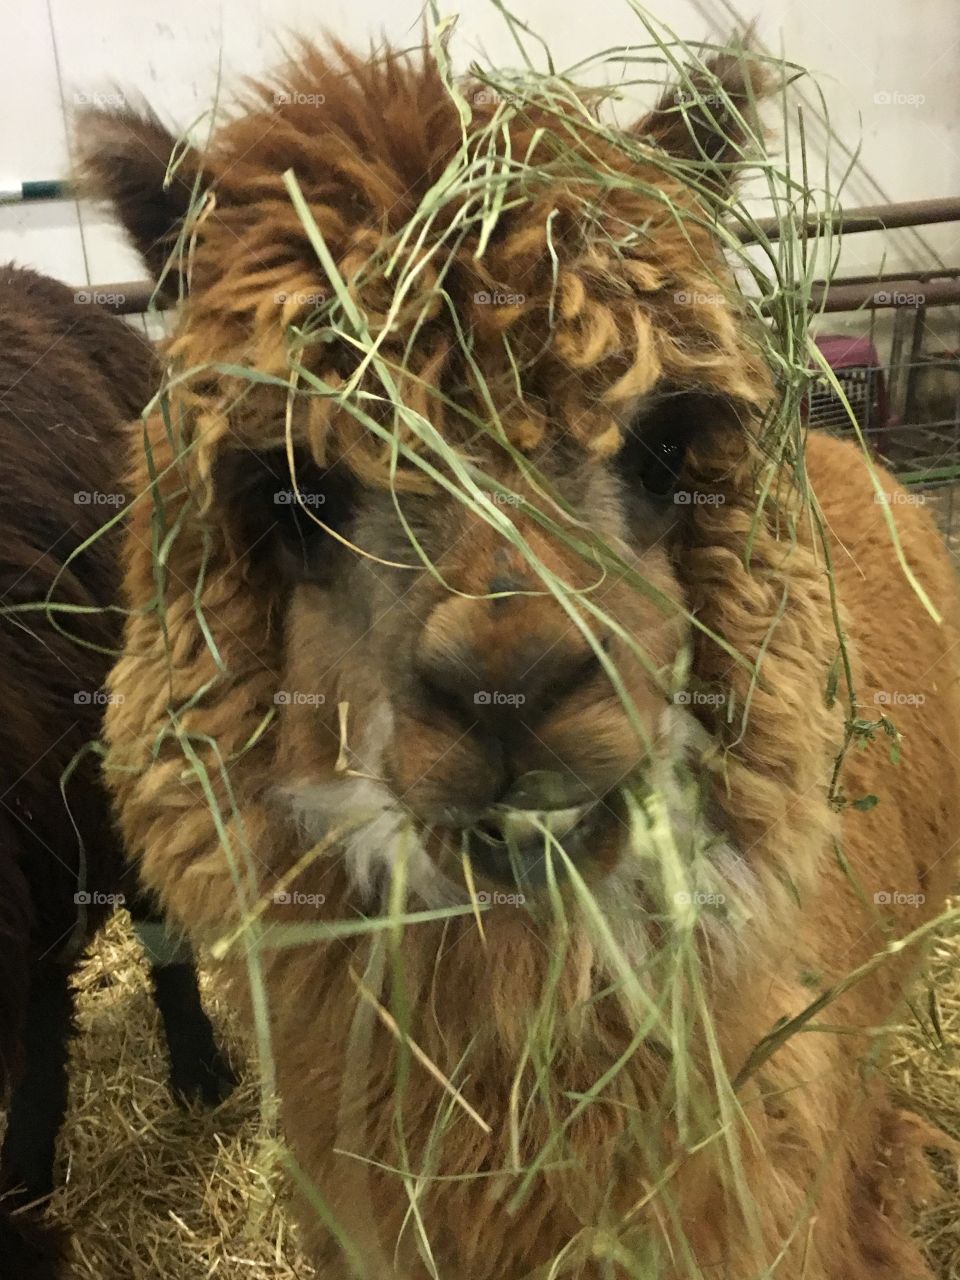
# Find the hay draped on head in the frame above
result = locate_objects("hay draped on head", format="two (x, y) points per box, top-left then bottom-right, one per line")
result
(79, 37), (777, 482)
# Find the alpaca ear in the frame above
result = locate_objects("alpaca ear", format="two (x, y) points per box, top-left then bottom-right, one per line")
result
(73, 105), (208, 296)
(634, 44), (772, 196)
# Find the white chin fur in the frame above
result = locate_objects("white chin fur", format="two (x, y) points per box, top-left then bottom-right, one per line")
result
(278, 703), (458, 907)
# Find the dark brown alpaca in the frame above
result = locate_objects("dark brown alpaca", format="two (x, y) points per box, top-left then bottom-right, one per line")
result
(80, 40), (959, 1279)
(0, 265), (234, 1278)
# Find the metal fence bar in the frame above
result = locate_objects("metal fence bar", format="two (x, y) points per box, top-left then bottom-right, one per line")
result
(812, 278), (960, 312)
(737, 196), (960, 244)
(815, 267), (960, 287)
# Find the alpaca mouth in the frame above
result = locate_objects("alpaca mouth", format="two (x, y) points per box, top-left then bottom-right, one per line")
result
(463, 801), (601, 885)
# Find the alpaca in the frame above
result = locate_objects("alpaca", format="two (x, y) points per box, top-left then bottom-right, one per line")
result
(0, 264), (235, 1278)
(79, 40), (960, 1279)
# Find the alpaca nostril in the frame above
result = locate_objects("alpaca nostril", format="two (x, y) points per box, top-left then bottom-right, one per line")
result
(574, 648), (603, 686)
(531, 637), (610, 714)
(413, 648), (487, 726)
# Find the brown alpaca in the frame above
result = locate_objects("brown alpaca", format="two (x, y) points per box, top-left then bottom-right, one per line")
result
(78, 40), (960, 1279)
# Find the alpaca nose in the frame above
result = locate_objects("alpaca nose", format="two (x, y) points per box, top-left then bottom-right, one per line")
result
(416, 630), (605, 730)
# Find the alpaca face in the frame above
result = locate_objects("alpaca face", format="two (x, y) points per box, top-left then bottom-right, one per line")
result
(223, 396), (706, 889)
(79, 44), (770, 895)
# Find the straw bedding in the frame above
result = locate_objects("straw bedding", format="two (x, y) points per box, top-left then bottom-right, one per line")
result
(41, 913), (312, 1279)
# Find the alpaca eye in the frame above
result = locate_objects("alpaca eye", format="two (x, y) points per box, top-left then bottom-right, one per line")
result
(617, 399), (695, 500)
(635, 435), (688, 497)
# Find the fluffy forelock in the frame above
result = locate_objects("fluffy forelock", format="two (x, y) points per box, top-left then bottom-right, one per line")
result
(161, 40), (772, 489)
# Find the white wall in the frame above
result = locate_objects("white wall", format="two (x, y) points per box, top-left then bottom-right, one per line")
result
(1, 0), (958, 289)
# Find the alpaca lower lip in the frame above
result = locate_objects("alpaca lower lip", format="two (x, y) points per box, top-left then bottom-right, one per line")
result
(463, 803), (598, 885)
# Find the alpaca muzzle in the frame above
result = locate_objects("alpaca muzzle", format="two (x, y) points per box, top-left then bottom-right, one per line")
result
(463, 770), (606, 884)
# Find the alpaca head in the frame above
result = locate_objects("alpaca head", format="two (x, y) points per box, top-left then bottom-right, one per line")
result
(79, 42), (794, 904)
